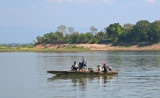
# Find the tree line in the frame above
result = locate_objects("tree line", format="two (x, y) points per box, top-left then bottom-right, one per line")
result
(0, 43), (34, 47)
(35, 20), (160, 45)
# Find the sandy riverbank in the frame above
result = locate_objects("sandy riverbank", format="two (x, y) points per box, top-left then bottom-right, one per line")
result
(1, 43), (160, 52)
(34, 43), (160, 51)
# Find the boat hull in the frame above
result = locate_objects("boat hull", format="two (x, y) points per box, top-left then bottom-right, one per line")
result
(47, 70), (118, 75)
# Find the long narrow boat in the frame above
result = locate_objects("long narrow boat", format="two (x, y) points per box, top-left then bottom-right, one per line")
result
(47, 70), (118, 75)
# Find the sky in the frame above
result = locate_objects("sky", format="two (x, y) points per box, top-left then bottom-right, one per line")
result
(0, 0), (160, 43)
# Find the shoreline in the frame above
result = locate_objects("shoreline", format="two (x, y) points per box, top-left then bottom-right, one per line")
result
(1, 43), (160, 52)
(1, 48), (160, 52)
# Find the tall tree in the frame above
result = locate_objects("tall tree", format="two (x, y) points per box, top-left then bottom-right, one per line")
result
(132, 20), (151, 42)
(57, 25), (67, 36)
(90, 26), (98, 35)
(36, 36), (45, 44)
(85, 32), (94, 42)
(68, 27), (75, 34)
(69, 33), (79, 44)
(123, 23), (133, 29)
(63, 34), (70, 42)
(154, 20), (160, 28)
(55, 31), (64, 40)
(77, 33), (87, 43)
(96, 31), (105, 40)
(105, 23), (123, 42)
(148, 22), (160, 42)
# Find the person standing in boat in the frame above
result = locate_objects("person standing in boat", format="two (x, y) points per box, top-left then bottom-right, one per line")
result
(102, 63), (108, 72)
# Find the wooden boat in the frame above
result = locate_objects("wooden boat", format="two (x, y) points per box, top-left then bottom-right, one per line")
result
(47, 70), (118, 76)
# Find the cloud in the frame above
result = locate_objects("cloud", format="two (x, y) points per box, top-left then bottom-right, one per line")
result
(47, 0), (72, 3)
(47, 0), (114, 5)
(145, 0), (160, 5)
(102, 0), (114, 5)
(146, 0), (156, 4)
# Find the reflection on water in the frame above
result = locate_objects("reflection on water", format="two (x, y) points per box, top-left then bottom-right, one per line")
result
(1, 52), (160, 98)
(38, 51), (160, 98)
(47, 75), (118, 91)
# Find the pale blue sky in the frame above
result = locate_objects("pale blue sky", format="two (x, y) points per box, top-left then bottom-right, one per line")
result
(0, 0), (160, 43)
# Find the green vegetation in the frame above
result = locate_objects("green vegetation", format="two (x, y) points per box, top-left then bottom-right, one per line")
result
(0, 45), (6, 49)
(65, 44), (87, 50)
(0, 43), (34, 47)
(35, 20), (160, 45)
(1, 19), (160, 52)
(0, 45), (90, 52)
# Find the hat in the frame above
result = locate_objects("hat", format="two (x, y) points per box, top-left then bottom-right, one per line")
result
(103, 63), (106, 65)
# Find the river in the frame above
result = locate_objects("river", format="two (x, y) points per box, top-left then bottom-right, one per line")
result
(0, 51), (160, 98)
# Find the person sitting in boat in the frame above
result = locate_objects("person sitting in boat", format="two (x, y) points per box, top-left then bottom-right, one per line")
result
(102, 63), (112, 72)
(71, 61), (78, 71)
(97, 65), (102, 72)
(102, 63), (108, 72)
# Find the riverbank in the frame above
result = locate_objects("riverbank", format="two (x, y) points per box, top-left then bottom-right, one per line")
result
(0, 46), (90, 52)
(1, 43), (160, 52)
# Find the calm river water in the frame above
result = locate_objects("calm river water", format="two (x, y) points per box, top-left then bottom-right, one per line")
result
(0, 51), (160, 98)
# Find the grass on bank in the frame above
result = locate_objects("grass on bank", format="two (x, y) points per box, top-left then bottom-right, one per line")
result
(1, 42), (160, 52)
(64, 44), (90, 50)
(0, 45), (91, 52)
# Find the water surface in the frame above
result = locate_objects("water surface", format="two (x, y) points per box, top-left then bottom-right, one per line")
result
(0, 51), (160, 98)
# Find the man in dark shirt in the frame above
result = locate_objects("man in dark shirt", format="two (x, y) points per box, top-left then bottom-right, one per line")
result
(102, 63), (108, 72)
